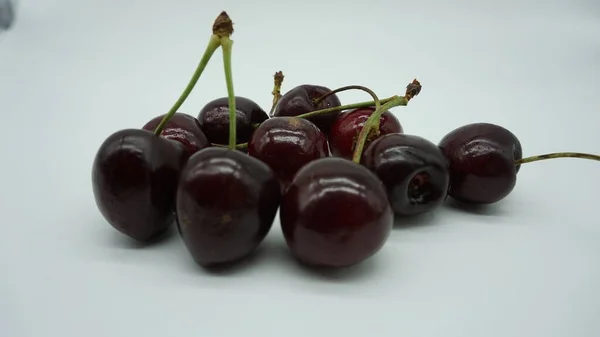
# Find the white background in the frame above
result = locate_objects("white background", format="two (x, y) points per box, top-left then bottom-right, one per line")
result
(1, 0), (599, 336)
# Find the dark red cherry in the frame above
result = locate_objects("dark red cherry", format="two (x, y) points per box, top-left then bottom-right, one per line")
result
(197, 96), (269, 145)
(438, 122), (523, 204)
(280, 157), (393, 268)
(176, 147), (281, 268)
(328, 107), (403, 160)
(362, 133), (449, 216)
(142, 112), (210, 157)
(92, 129), (188, 242)
(272, 84), (341, 134)
(248, 117), (329, 192)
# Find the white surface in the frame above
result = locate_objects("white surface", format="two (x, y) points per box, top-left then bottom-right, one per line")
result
(1, 1), (599, 336)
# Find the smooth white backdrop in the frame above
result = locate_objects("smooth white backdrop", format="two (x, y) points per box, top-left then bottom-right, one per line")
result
(1, 1), (599, 336)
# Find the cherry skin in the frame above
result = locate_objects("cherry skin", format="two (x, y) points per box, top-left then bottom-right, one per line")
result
(142, 112), (210, 157)
(280, 157), (393, 268)
(438, 122), (523, 204)
(272, 84), (342, 134)
(176, 147), (281, 268)
(92, 129), (188, 242)
(248, 117), (329, 192)
(362, 133), (449, 216)
(329, 107), (403, 160)
(197, 96), (269, 146)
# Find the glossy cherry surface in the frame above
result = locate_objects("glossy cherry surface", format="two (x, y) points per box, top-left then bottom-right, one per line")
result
(438, 122), (523, 204)
(92, 129), (188, 242)
(142, 112), (210, 157)
(197, 96), (269, 145)
(329, 107), (403, 160)
(248, 117), (329, 192)
(280, 157), (393, 268)
(272, 84), (341, 134)
(176, 147), (281, 268)
(362, 133), (449, 216)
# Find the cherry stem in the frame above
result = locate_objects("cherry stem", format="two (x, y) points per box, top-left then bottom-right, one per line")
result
(153, 34), (221, 136)
(221, 38), (236, 150)
(312, 85), (381, 111)
(515, 152), (600, 165)
(295, 96), (396, 120)
(269, 71), (284, 116)
(351, 79), (422, 164)
(211, 11), (237, 150)
(212, 142), (248, 149)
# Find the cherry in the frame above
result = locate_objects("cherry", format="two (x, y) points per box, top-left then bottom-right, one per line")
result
(272, 84), (342, 134)
(438, 122), (600, 205)
(438, 123), (522, 204)
(92, 12), (232, 242)
(92, 129), (188, 242)
(280, 157), (393, 268)
(197, 96), (269, 145)
(329, 107), (403, 160)
(176, 148), (281, 268)
(248, 116), (329, 192)
(362, 133), (449, 216)
(142, 112), (210, 157)
(175, 14), (281, 268)
(275, 81), (420, 268)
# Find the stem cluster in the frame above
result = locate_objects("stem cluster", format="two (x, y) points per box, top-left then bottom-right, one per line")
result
(149, 10), (599, 171)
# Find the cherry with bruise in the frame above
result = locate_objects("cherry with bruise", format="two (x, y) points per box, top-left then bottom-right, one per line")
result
(176, 148), (281, 268)
(92, 129), (188, 242)
(280, 157), (393, 268)
(142, 112), (210, 157)
(272, 84), (342, 134)
(248, 117), (329, 192)
(438, 123), (523, 204)
(362, 133), (449, 216)
(197, 96), (269, 145)
(329, 107), (403, 160)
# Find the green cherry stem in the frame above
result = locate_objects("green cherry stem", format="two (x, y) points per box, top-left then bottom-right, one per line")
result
(269, 71), (285, 116)
(221, 37), (236, 150)
(515, 152), (600, 165)
(212, 11), (237, 150)
(212, 142), (248, 149)
(351, 79), (422, 164)
(153, 13), (228, 136)
(295, 96), (396, 120)
(153, 35), (220, 136)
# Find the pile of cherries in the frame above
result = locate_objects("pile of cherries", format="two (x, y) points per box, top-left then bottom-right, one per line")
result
(91, 12), (600, 270)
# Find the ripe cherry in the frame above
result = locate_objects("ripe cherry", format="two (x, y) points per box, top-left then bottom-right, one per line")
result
(142, 112), (210, 157)
(91, 11), (236, 242)
(92, 129), (188, 242)
(197, 96), (269, 145)
(248, 117), (329, 192)
(362, 133), (449, 216)
(280, 157), (393, 268)
(272, 84), (342, 134)
(176, 148), (281, 268)
(176, 20), (282, 268)
(438, 122), (600, 205)
(438, 123), (522, 204)
(329, 107), (403, 160)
